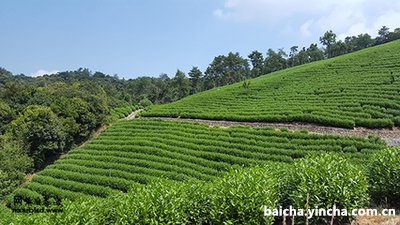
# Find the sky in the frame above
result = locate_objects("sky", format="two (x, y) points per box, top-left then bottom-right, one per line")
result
(1, 0), (400, 79)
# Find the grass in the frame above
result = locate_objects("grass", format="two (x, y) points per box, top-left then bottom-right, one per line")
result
(142, 40), (400, 128)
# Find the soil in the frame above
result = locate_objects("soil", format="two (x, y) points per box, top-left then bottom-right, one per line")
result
(354, 215), (400, 225)
(126, 109), (143, 120)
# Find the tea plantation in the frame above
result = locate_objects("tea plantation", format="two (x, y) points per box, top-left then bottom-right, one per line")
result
(10, 119), (385, 201)
(3, 37), (400, 225)
(142, 40), (400, 128)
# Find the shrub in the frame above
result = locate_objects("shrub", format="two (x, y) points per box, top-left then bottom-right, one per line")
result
(6, 188), (44, 208)
(0, 205), (14, 225)
(285, 153), (369, 224)
(355, 118), (394, 129)
(139, 98), (153, 108)
(117, 181), (192, 224)
(367, 148), (400, 207)
(210, 166), (279, 225)
(394, 116), (400, 126)
(343, 146), (358, 153)
(6, 166), (281, 225)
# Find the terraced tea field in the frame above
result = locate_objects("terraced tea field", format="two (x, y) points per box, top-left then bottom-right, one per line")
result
(142, 40), (400, 129)
(13, 119), (385, 201)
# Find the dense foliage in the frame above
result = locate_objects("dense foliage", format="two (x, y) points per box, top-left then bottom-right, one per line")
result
(367, 148), (400, 207)
(1, 152), (385, 225)
(284, 153), (369, 224)
(6, 119), (384, 202)
(9, 105), (66, 168)
(143, 40), (400, 128)
(0, 75), (137, 199)
(0, 135), (32, 199)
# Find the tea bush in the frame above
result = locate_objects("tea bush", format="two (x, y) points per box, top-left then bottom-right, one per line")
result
(10, 119), (384, 201)
(367, 148), (400, 207)
(2, 165), (280, 225)
(285, 153), (369, 224)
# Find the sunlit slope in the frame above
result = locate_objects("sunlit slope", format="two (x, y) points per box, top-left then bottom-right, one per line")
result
(12, 119), (384, 200)
(143, 41), (400, 128)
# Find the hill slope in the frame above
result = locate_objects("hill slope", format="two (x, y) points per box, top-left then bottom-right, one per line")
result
(142, 40), (400, 128)
(11, 119), (384, 200)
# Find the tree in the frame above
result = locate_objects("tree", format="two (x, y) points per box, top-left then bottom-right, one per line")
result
(204, 52), (250, 89)
(139, 98), (153, 107)
(188, 67), (203, 94)
(172, 70), (191, 100)
(264, 49), (287, 74)
(248, 51), (264, 77)
(376, 26), (390, 44)
(0, 134), (32, 199)
(306, 43), (325, 62)
(329, 40), (348, 57)
(287, 46), (299, 67)
(289, 46), (298, 57)
(320, 30), (337, 47)
(0, 82), (36, 113)
(387, 28), (400, 42)
(9, 105), (66, 168)
(50, 96), (96, 147)
(345, 34), (374, 51)
(0, 67), (13, 86)
(155, 74), (173, 103)
(0, 101), (14, 133)
(320, 30), (337, 58)
(296, 47), (310, 65)
(288, 44), (324, 67)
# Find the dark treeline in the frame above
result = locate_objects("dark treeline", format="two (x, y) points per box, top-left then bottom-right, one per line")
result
(0, 26), (399, 200)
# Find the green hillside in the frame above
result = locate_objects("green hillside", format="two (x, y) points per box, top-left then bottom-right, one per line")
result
(142, 40), (400, 128)
(10, 119), (384, 201)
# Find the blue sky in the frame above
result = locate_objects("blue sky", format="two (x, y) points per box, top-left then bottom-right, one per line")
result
(1, 0), (400, 79)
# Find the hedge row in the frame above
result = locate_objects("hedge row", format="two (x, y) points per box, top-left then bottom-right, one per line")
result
(8, 119), (385, 201)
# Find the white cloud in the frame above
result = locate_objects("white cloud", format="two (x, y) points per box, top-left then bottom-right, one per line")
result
(29, 69), (59, 77)
(213, 9), (223, 18)
(373, 10), (400, 32)
(214, 0), (400, 40)
(300, 20), (313, 37)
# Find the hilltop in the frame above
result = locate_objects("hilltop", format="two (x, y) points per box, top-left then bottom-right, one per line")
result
(142, 40), (400, 129)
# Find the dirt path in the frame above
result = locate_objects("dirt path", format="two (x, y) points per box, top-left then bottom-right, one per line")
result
(145, 117), (400, 146)
(354, 214), (400, 225)
(127, 109), (143, 120)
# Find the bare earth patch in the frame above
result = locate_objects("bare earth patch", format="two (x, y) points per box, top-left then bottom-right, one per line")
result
(354, 215), (400, 225)
(126, 109), (143, 120)
(21, 173), (35, 187)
